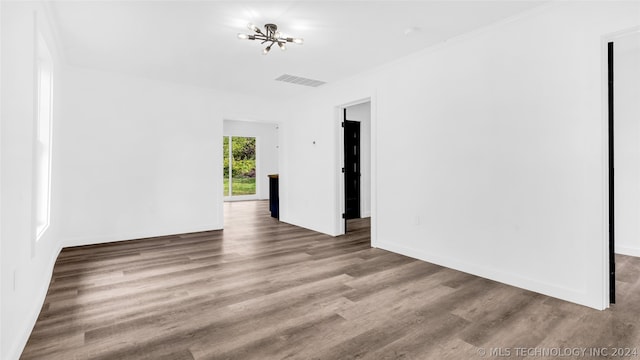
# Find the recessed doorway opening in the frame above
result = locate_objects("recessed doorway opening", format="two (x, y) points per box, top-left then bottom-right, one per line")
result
(338, 100), (372, 235)
(221, 118), (279, 232)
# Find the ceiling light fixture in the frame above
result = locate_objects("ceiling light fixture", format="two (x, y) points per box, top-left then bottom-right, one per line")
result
(237, 23), (303, 55)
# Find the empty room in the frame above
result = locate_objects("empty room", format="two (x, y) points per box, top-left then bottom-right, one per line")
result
(2, 1), (640, 359)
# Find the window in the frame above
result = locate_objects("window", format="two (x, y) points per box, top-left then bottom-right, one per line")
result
(223, 136), (256, 197)
(34, 31), (53, 241)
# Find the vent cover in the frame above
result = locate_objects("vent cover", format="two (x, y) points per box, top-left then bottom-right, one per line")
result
(275, 74), (326, 87)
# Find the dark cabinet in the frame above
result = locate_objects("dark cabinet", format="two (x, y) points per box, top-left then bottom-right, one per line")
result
(268, 174), (279, 219)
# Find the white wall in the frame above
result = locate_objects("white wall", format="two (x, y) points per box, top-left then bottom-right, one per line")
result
(279, 94), (362, 236)
(60, 67), (220, 245)
(345, 102), (371, 218)
(60, 67), (282, 247)
(2, 32), (282, 358)
(280, 2), (640, 310)
(1, 3), (65, 359)
(223, 120), (279, 200)
(614, 31), (640, 257)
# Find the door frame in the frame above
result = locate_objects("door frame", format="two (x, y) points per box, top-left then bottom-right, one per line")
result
(601, 26), (640, 306)
(607, 40), (615, 305)
(335, 97), (376, 243)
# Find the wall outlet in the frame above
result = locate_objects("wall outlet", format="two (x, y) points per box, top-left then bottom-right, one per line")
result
(414, 216), (421, 226)
(13, 269), (17, 291)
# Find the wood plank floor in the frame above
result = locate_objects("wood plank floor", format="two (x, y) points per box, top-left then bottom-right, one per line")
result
(22, 201), (640, 359)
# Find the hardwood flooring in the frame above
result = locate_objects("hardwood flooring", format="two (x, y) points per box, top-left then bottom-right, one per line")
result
(21, 201), (640, 359)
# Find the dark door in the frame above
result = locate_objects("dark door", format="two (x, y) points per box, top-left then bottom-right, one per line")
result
(608, 41), (615, 304)
(344, 111), (361, 221)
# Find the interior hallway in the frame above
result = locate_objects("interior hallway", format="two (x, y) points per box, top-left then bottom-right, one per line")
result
(21, 201), (640, 359)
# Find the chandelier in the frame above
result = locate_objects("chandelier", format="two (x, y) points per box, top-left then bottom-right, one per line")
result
(237, 23), (304, 55)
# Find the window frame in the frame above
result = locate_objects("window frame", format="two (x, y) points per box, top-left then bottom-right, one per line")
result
(33, 29), (54, 243)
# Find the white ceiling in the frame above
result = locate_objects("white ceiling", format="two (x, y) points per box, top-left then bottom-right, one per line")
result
(49, 1), (545, 100)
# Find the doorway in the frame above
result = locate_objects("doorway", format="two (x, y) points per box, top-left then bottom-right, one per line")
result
(221, 119), (279, 230)
(341, 101), (372, 233)
(221, 120), (280, 207)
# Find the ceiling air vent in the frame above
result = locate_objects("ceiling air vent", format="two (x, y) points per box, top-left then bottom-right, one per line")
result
(275, 74), (326, 88)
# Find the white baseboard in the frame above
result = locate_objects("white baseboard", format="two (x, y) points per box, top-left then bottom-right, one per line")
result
(376, 240), (604, 310)
(64, 223), (222, 248)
